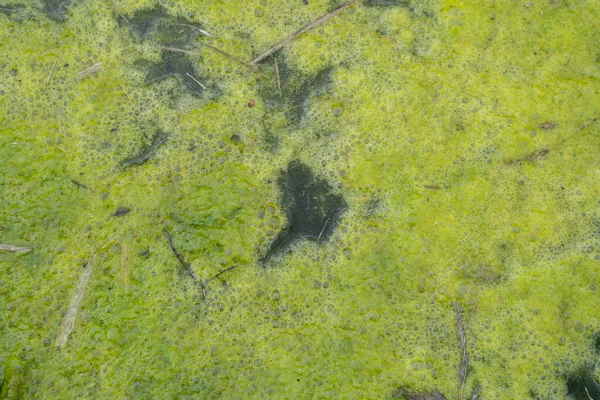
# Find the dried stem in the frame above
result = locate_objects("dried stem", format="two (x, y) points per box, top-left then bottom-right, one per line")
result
(157, 46), (199, 56)
(164, 227), (197, 281)
(455, 303), (469, 400)
(56, 238), (115, 347)
(506, 116), (600, 165)
(46, 58), (58, 83)
(204, 44), (269, 79)
(274, 56), (281, 92)
(204, 265), (239, 285)
(0, 244), (31, 253)
(251, 0), (360, 64)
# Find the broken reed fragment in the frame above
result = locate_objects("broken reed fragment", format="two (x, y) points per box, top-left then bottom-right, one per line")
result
(251, 0), (361, 64)
(0, 244), (31, 253)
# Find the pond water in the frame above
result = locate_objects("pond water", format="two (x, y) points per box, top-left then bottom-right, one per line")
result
(1, 0), (600, 398)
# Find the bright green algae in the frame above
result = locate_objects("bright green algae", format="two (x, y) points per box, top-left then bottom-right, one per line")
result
(1, 0), (600, 398)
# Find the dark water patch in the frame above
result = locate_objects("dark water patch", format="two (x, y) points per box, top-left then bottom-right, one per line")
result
(119, 129), (169, 169)
(142, 51), (213, 99)
(125, 6), (207, 48)
(42, 0), (72, 22)
(263, 161), (346, 262)
(125, 6), (166, 41)
(566, 368), (600, 399)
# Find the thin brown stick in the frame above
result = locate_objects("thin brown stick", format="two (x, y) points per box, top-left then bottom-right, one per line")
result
(0, 244), (31, 253)
(204, 44), (269, 79)
(317, 218), (330, 242)
(55, 237), (116, 347)
(251, 0), (360, 64)
(77, 62), (103, 81)
(164, 227), (198, 281)
(46, 58), (58, 83)
(185, 72), (206, 89)
(274, 56), (281, 92)
(204, 265), (239, 284)
(470, 386), (480, 400)
(506, 116), (600, 165)
(174, 23), (213, 37)
(456, 303), (469, 400)
(157, 46), (199, 56)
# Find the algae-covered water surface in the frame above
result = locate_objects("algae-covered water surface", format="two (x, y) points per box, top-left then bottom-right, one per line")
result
(1, 0), (600, 398)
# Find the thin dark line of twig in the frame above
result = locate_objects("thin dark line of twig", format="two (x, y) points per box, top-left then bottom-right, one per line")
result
(164, 227), (197, 281)
(470, 386), (480, 400)
(456, 303), (469, 400)
(0, 244), (32, 253)
(274, 56), (281, 92)
(204, 265), (239, 284)
(157, 46), (199, 56)
(204, 44), (269, 79)
(251, 0), (360, 64)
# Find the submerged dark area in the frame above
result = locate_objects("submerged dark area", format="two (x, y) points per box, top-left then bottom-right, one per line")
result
(264, 160), (346, 261)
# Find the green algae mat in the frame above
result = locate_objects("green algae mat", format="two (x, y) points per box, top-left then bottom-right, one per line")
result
(1, 0), (600, 398)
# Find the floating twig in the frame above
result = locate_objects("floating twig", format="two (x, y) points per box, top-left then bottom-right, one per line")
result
(164, 227), (197, 281)
(185, 72), (206, 89)
(507, 116), (600, 165)
(55, 238), (115, 347)
(46, 58), (58, 83)
(174, 23), (213, 37)
(0, 244), (31, 253)
(70, 179), (88, 189)
(317, 218), (330, 242)
(77, 62), (103, 81)
(204, 265), (239, 285)
(157, 45), (199, 56)
(251, 0), (360, 64)
(424, 185), (441, 190)
(274, 56), (281, 92)
(455, 303), (469, 400)
(112, 206), (131, 217)
(539, 122), (556, 130)
(470, 386), (480, 400)
(204, 44), (269, 79)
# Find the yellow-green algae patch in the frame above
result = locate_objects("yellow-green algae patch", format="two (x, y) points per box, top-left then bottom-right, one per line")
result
(1, 0), (600, 398)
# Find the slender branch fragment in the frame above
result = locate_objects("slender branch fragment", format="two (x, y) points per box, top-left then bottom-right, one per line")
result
(204, 44), (269, 79)
(317, 218), (330, 242)
(0, 244), (31, 253)
(56, 259), (96, 347)
(185, 72), (206, 89)
(424, 185), (441, 190)
(174, 23), (213, 37)
(204, 265), (239, 284)
(456, 303), (469, 400)
(274, 56), (281, 92)
(77, 62), (103, 80)
(470, 386), (480, 400)
(164, 227), (197, 281)
(46, 58), (58, 83)
(251, 0), (361, 64)
(70, 179), (88, 189)
(507, 116), (600, 165)
(157, 45), (199, 56)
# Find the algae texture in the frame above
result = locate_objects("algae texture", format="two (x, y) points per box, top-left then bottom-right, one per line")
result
(1, 0), (600, 398)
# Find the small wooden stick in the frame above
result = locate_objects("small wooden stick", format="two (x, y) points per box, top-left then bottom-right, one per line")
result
(274, 56), (281, 92)
(157, 46), (199, 56)
(251, 0), (360, 64)
(46, 58), (58, 83)
(56, 253), (99, 347)
(456, 304), (469, 400)
(0, 244), (31, 253)
(204, 44), (269, 79)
